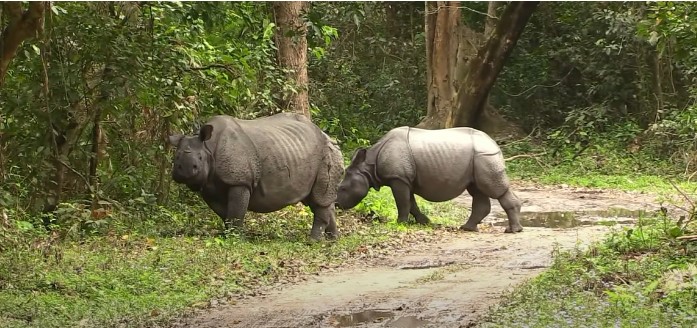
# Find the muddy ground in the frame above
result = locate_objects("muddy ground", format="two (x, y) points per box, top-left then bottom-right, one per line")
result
(174, 182), (674, 328)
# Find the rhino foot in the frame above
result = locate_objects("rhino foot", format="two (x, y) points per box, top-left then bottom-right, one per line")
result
(459, 224), (479, 232)
(308, 232), (339, 243)
(504, 224), (524, 233)
(415, 215), (430, 225)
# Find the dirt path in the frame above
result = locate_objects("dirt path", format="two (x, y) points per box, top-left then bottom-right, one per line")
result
(176, 182), (668, 328)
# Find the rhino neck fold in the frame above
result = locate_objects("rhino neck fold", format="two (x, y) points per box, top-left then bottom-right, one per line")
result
(363, 164), (383, 191)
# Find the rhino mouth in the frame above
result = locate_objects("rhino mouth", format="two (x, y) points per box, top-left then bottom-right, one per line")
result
(336, 197), (360, 210)
(172, 170), (206, 189)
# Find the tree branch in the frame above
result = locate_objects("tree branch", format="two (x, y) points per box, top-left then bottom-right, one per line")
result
(180, 64), (240, 79)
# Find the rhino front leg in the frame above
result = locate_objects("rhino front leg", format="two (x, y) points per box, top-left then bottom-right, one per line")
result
(390, 180), (412, 223)
(497, 190), (523, 233)
(461, 185), (491, 232)
(225, 186), (250, 232)
(409, 194), (430, 225)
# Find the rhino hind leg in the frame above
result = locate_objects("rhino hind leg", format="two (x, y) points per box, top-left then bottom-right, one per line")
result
(461, 185), (491, 232)
(497, 190), (523, 233)
(471, 155), (523, 233)
(305, 201), (338, 241)
(304, 142), (344, 240)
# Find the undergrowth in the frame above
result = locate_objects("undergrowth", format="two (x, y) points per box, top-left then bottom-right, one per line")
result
(0, 184), (464, 328)
(502, 128), (697, 194)
(480, 215), (697, 327)
(4, 125), (697, 327)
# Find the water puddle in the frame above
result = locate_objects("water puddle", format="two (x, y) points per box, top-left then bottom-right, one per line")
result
(333, 310), (394, 326)
(390, 316), (431, 327)
(494, 208), (656, 229)
(332, 310), (432, 327)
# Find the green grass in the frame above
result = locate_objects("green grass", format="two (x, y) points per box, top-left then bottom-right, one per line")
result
(0, 188), (465, 328)
(355, 187), (467, 228)
(505, 150), (697, 196)
(479, 217), (697, 328)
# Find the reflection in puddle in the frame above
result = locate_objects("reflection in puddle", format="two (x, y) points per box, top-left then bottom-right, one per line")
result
(333, 310), (394, 326)
(390, 316), (430, 327)
(331, 310), (432, 327)
(494, 208), (655, 229)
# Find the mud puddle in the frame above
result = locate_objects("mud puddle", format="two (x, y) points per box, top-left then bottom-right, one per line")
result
(331, 310), (431, 327)
(174, 182), (670, 328)
(492, 208), (659, 229)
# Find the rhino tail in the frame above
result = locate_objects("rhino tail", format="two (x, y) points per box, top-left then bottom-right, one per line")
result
(308, 137), (345, 207)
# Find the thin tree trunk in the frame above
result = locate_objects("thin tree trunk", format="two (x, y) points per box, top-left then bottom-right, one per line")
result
(650, 49), (663, 124)
(484, 1), (501, 38)
(88, 106), (102, 196)
(272, 1), (310, 118)
(156, 119), (171, 204)
(0, 2), (46, 86)
(453, 1), (539, 128)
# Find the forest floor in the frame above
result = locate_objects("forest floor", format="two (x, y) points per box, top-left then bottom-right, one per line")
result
(172, 181), (667, 328)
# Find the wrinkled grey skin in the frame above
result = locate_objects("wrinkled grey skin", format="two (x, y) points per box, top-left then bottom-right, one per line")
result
(336, 126), (523, 233)
(169, 113), (344, 240)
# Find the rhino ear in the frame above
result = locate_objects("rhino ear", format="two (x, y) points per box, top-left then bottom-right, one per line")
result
(199, 124), (213, 142)
(168, 134), (184, 147)
(352, 148), (367, 164)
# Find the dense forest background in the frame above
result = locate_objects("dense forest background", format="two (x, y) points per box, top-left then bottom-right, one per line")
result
(2, 1), (697, 234)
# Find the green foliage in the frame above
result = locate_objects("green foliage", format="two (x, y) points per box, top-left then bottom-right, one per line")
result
(0, 2), (292, 217)
(480, 216), (697, 327)
(308, 2), (426, 150)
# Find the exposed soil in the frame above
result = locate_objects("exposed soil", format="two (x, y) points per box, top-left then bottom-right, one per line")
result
(173, 181), (673, 328)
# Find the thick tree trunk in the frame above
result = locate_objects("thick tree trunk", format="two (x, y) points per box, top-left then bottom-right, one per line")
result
(418, 1), (537, 131)
(0, 2), (46, 86)
(453, 1), (539, 128)
(417, 1), (461, 129)
(272, 1), (310, 119)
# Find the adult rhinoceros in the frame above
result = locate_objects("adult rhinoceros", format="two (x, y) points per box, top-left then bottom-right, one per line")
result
(336, 126), (523, 233)
(168, 113), (345, 240)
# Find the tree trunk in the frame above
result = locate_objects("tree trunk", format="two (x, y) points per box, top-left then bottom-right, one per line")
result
(650, 48), (663, 124)
(155, 119), (171, 205)
(88, 106), (102, 199)
(418, 1), (537, 131)
(272, 1), (310, 119)
(0, 2), (46, 87)
(484, 1), (501, 38)
(453, 1), (539, 128)
(417, 1), (461, 129)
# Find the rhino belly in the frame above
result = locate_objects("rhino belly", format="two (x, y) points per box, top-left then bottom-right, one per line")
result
(413, 175), (471, 202)
(247, 160), (319, 213)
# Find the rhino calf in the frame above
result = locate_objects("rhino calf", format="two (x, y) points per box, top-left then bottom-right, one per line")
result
(336, 126), (523, 233)
(168, 113), (345, 240)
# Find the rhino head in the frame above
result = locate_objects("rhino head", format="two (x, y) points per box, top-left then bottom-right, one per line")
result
(168, 124), (214, 190)
(336, 148), (371, 210)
